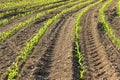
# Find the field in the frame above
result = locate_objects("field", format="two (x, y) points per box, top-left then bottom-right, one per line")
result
(0, 0), (120, 80)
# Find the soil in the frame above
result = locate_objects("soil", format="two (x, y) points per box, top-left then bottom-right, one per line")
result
(0, 0), (120, 80)
(0, 0), (87, 79)
(16, 7), (83, 80)
(15, 2), (95, 80)
(0, 42), (18, 76)
(8, 13), (56, 50)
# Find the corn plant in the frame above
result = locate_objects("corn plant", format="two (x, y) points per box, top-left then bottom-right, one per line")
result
(7, 62), (19, 80)
(98, 0), (120, 48)
(0, 10), (15, 18)
(0, 19), (9, 25)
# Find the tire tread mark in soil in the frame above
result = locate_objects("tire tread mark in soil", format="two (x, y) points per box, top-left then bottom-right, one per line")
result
(80, 4), (119, 80)
(97, 23), (120, 78)
(17, 5), (90, 79)
(0, 2), (89, 79)
(16, 2), (98, 80)
(0, 7), (62, 80)
(47, 16), (75, 80)
(17, 16), (67, 79)
(33, 16), (66, 80)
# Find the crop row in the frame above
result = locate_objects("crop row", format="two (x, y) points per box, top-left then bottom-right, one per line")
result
(0, 0), (86, 42)
(0, 0), (71, 26)
(2, 0), (94, 80)
(117, 0), (120, 16)
(75, 0), (103, 79)
(0, 0), (69, 18)
(0, 0), (58, 10)
(0, 0), (39, 10)
(98, 0), (120, 48)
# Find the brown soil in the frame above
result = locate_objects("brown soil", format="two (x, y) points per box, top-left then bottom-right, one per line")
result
(8, 13), (56, 50)
(0, 0), (89, 79)
(0, 13), (37, 32)
(1, 0), (120, 80)
(17, 15), (68, 80)
(0, 7), (64, 79)
(80, 2), (120, 80)
(15, 1), (95, 79)
(111, 16), (120, 38)
(16, 5), (88, 80)
(45, 16), (75, 80)
(0, 14), (55, 79)
(0, 42), (18, 76)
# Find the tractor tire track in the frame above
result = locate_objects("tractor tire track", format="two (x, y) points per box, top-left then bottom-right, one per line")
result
(80, 3), (119, 80)
(98, 22), (120, 79)
(17, 14), (68, 80)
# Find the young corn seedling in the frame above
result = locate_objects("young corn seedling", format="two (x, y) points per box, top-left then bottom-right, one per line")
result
(99, 0), (120, 48)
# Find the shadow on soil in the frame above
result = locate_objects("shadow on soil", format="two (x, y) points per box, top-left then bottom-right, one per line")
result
(33, 38), (56, 80)
(72, 42), (83, 80)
